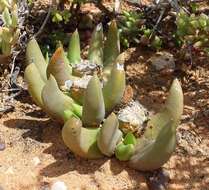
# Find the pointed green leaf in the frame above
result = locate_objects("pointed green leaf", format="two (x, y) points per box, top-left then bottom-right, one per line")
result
(103, 63), (125, 114)
(2, 7), (12, 27)
(63, 110), (79, 122)
(115, 143), (135, 161)
(1, 40), (11, 55)
(97, 113), (123, 156)
(88, 23), (103, 65)
(145, 79), (183, 140)
(24, 63), (45, 108)
(11, 4), (18, 28)
(67, 29), (81, 65)
(26, 38), (47, 82)
(2, 27), (12, 42)
(123, 133), (137, 145)
(129, 120), (176, 171)
(41, 75), (82, 121)
(165, 79), (183, 122)
(103, 20), (120, 66)
(0, 0), (10, 9)
(62, 117), (103, 159)
(82, 75), (105, 127)
(47, 47), (72, 87)
(103, 52), (126, 82)
(128, 79), (183, 171)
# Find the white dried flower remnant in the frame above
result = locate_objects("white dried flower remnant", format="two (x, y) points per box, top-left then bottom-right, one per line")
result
(73, 75), (92, 89)
(118, 100), (149, 134)
(64, 80), (73, 90)
(72, 59), (102, 76)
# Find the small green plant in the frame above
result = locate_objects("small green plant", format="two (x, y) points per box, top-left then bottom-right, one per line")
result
(25, 21), (183, 171)
(0, 0), (19, 56)
(118, 11), (142, 48)
(176, 10), (209, 54)
(51, 9), (71, 24)
(118, 10), (162, 50)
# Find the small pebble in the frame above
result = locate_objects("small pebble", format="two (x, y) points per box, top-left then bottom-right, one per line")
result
(51, 181), (68, 190)
(146, 169), (170, 190)
(32, 157), (41, 166)
(0, 142), (5, 151)
(0, 138), (5, 151)
(5, 167), (14, 175)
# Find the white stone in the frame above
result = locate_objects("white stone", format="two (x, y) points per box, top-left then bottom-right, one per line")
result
(51, 181), (68, 190)
(5, 167), (14, 175)
(32, 157), (41, 166)
(73, 75), (92, 89)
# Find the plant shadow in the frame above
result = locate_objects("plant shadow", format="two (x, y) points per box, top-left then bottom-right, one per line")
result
(2, 111), (148, 188)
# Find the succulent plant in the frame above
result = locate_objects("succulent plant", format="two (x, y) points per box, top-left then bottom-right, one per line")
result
(24, 21), (183, 171)
(176, 10), (209, 55)
(0, 0), (19, 56)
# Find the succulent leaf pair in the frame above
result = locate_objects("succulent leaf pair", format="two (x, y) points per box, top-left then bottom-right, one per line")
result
(129, 79), (183, 171)
(67, 20), (120, 68)
(25, 39), (82, 122)
(62, 117), (102, 159)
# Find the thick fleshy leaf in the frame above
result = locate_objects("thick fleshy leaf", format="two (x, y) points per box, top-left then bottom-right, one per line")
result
(0, 0), (10, 9)
(145, 79), (183, 140)
(82, 75), (105, 127)
(41, 75), (82, 121)
(1, 40), (11, 55)
(115, 143), (135, 161)
(2, 7), (12, 27)
(103, 52), (126, 82)
(129, 120), (176, 171)
(11, 4), (18, 28)
(47, 47), (72, 87)
(67, 29), (81, 65)
(103, 20), (120, 66)
(24, 63), (45, 107)
(63, 109), (79, 122)
(88, 23), (103, 65)
(115, 132), (136, 161)
(26, 38), (47, 81)
(128, 79), (183, 171)
(2, 27), (12, 42)
(69, 87), (85, 105)
(123, 133), (137, 145)
(62, 117), (103, 159)
(103, 63), (125, 114)
(165, 79), (183, 122)
(97, 113), (122, 156)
